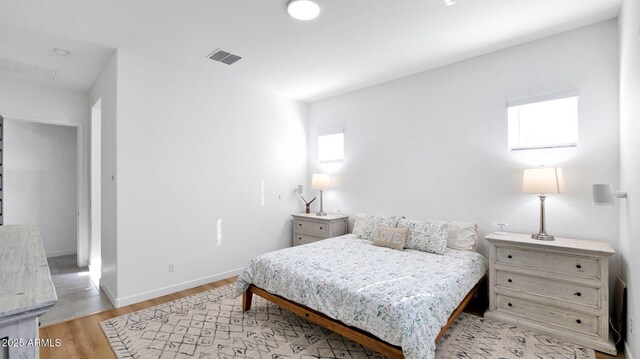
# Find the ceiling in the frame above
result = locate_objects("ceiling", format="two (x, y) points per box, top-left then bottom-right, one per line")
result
(0, 0), (622, 102)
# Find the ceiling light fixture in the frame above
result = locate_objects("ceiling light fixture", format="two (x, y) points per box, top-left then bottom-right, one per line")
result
(53, 48), (71, 57)
(287, 0), (320, 21)
(444, 0), (456, 6)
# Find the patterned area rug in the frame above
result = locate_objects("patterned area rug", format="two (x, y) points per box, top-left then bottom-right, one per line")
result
(435, 315), (595, 359)
(100, 283), (595, 359)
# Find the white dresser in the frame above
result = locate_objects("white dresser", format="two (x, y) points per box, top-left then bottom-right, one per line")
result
(484, 232), (616, 355)
(291, 213), (348, 246)
(0, 225), (57, 359)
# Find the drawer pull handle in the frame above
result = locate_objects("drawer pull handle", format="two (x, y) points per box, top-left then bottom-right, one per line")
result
(576, 319), (582, 324)
(320, 227), (323, 229)
(574, 292), (582, 297)
(507, 303), (513, 307)
(576, 264), (582, 269)
(299, 223), (302, 226)
(299, 237), (302, 240)
(507, 255), (513, 259)
(507, 279), (513, 283)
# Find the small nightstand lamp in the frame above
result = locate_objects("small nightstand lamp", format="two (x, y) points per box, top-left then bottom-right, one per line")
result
(311, 173), (330, 216)
(523, 167), (565, 241)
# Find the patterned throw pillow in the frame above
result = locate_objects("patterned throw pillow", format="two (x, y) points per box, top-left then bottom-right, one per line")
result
(398, 218), (449, 255)
(372, 225), (409, 250)
(351, 213), (369, 236)
(354, 214), (401, 241)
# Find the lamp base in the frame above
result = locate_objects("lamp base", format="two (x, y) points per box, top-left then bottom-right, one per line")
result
(531, 233), (555, 241)
(316, 189), (326, 216)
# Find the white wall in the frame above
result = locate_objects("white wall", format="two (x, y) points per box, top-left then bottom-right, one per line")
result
(619, 0), (640, 356)
(95, 50), (308, 306)
(0, 79), (90, 264)
(89, 52), (118, 302)
(308, 21), (620, 265)
(0, 79), (88, 123)
(4, 120), (77, 257)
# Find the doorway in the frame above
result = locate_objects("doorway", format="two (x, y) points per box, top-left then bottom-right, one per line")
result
(4, 119), (78, 257)
(2, 113), (111, 325)
(2, 114), (88, 267)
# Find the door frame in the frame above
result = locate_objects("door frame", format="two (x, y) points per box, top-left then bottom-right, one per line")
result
(2, 114), (88, 267)
(89, 98), (102, 286)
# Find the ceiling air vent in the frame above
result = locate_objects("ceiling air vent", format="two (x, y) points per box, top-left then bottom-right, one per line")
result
(0, 57), (57, 80)
(207, 49), (242, 65)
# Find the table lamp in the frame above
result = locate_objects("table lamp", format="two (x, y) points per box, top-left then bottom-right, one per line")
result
(311, 173), (330, 216)
(522, 167), (565, 241)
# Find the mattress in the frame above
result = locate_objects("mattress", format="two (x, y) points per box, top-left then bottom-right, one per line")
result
(236, 234), (488, 359)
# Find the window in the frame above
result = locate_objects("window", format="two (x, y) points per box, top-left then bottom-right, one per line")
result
(318, 131), (344, 164)
(508, 92), (579, 151)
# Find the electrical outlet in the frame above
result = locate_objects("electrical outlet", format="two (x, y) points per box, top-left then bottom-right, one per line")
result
(169, 262), (176, 273)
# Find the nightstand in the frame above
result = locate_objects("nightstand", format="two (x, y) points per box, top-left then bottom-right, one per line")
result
(484, 232), (616, 355)
(291, 213), (349, 246)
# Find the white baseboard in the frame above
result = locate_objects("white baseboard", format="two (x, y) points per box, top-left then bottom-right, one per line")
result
(46, 249), (77, 258)
(100, 282), (118, 308)
(111, 267), (245, 308)
(626, 342), (634, 359)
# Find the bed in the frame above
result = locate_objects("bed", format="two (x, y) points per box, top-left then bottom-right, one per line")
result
(236, 234), (488, 359)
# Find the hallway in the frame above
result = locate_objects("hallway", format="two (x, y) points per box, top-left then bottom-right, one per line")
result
(41, 254), (113, 326)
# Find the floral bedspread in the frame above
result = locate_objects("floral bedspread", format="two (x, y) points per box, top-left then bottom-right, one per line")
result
(235, 235), (488, 359)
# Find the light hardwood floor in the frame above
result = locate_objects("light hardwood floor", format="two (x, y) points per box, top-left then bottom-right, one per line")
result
(39, 276), (626, 359)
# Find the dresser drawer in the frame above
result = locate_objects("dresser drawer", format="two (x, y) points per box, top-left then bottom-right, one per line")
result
(496, 294), (599, 335)
(495, 270), (599, 307)
(294, 220), (330, 237)
(496, 247), (600, 279)
(293, 234), (323, 246)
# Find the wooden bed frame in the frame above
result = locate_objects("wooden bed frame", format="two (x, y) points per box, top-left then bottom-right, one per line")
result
(242, 277), (485, 359)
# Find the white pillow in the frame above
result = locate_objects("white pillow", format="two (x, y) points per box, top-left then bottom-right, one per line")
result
(447, 221), (479, 251)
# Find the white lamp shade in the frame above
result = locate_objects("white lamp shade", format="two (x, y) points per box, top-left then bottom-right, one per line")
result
(592, 184), (614, 205)
(311, 173), (330, 190)
(522, 167), (565, 194)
